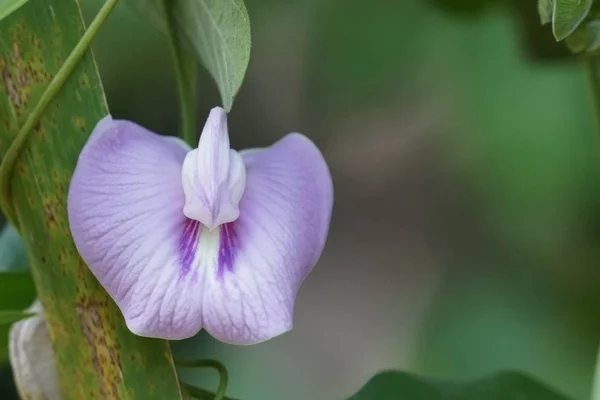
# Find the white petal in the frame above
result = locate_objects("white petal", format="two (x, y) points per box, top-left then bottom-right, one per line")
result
(182, 107), (246, 229)
(9, 301), (61, 400)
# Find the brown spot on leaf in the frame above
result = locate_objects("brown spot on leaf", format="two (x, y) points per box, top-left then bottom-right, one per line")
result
(77, 259), (87, 281)
(43, 200), (55, 227)
(72, 116), (86, 133)
(3, 66), (21, 109)
(76, 301), (123, 399)
(11, 41), (22, 65)
(9, 39), (31, 96)
(33, 122), (45, 141)
(30, 33), (41, 50)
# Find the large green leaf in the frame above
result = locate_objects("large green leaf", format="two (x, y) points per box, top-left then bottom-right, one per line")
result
(348, 371), (572, 400)
(0, 0), (183, 398)
(0, 0), (29, 23)
(552, 0), (593, 41)
(0, 224), (28, 272)
(126, 0), (251, 112)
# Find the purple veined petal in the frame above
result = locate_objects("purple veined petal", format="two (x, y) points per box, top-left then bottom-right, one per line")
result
(200, 133), (333, 345)
(68, 116), (206, 339)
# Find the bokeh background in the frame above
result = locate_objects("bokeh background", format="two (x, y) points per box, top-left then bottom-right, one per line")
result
(5, 0), (600, 399)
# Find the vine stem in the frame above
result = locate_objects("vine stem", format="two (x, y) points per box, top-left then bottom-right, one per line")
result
(584, 55), (600, 135)
(0, 0), (120, 231)
(175, 359), (229, 400)
(182, 384), (238, 400)
(164, 0), (197, 147)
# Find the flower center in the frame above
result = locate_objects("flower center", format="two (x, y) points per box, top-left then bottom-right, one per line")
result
(181, 108), (246, 230)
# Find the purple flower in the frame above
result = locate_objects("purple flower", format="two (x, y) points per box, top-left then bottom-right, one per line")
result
(67, 107), (333, 344)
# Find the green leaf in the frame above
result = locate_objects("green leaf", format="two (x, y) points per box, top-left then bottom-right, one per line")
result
(0, 310), (34, 325)
(348, 371), (573, 400)
(0, 224), (29, 272)
(565, 20), (600, 53)
(0, 0), (183, 397)
(0, 0), (29, 23)
(552, 0), (593, 41)
(538, 0), (554, 25)
(126, 0), (251, 112)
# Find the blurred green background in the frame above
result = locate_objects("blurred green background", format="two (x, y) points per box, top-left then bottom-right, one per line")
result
(8, 0), (600, 399)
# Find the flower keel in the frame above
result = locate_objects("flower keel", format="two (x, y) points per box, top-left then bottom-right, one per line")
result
(182, 108), (246, 230)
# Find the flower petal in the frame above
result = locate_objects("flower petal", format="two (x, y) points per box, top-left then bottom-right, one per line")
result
(9, 301), (61, 400)
(68, 116), (205, 339)
(182, 107), (246, 229)
(201, 133), (333, 344)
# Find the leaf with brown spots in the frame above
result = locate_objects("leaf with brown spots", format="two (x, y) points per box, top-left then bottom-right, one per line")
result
(0, 1), (184, 398)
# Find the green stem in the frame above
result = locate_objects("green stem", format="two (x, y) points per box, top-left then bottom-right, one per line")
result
(584, 55), (600, 134)
(164, 0), (197, 147)
(0, 0), (120, 230)
(175, 359), (229, 400)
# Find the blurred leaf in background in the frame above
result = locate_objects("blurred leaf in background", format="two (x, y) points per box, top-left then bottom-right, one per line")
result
(539, 0), (553, 25)
(511, 1), (574, 61)
(348, 371), (572, 400)
(0, 225), (28, 273)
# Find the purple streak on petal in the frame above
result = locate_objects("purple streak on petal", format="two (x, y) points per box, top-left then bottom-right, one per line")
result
(179, 218), (201, 278)
(217, 222), (238, 279)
